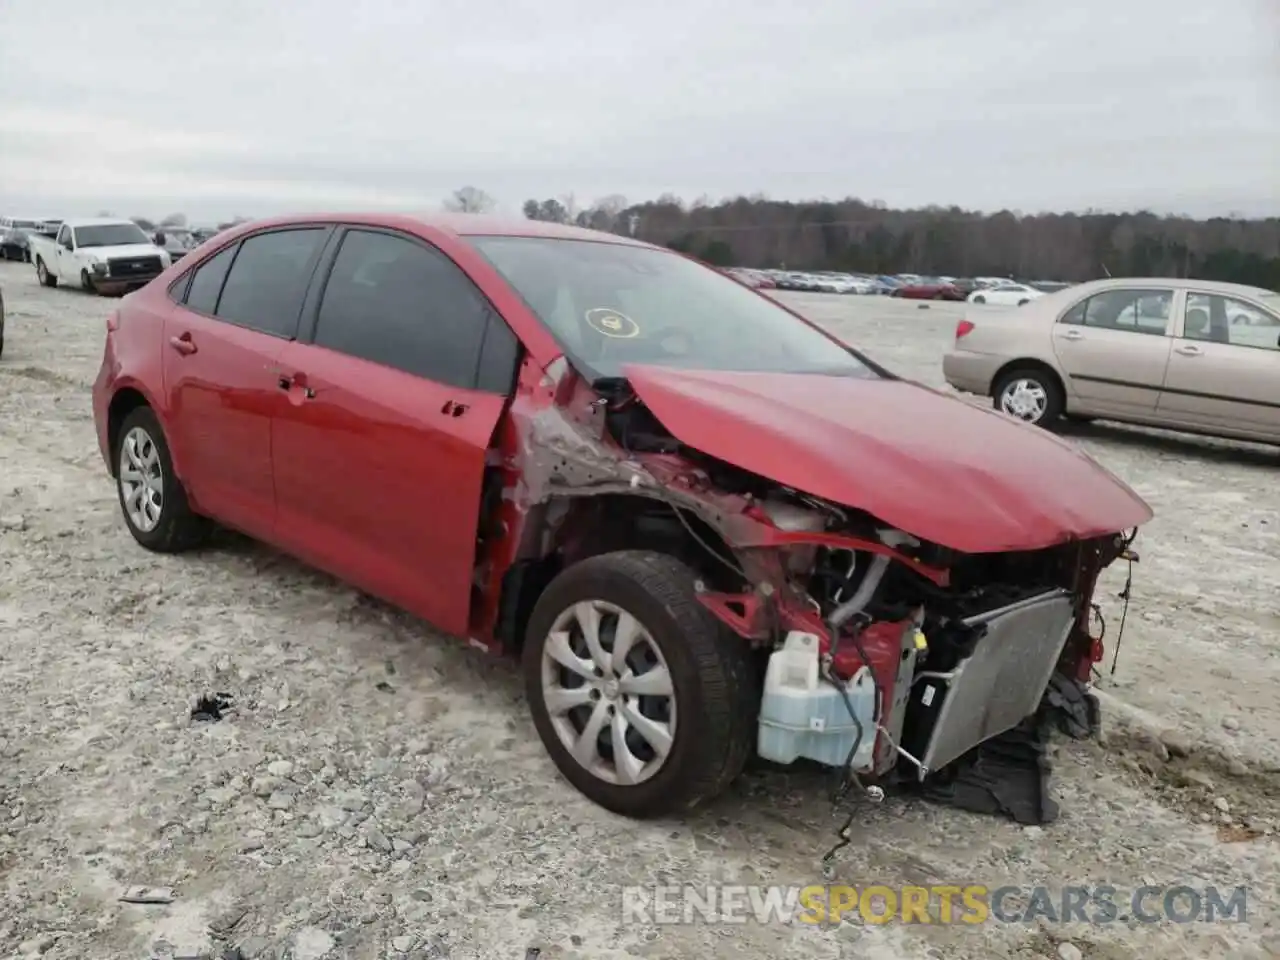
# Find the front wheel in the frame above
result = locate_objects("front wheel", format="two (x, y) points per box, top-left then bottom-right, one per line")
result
(81, 269), (97, 294)
(523, 551), (755, 818)
(114, 406), (212, 552)
(993, 367), (1064, 428)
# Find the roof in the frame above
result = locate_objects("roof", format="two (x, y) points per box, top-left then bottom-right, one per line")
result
(219, 211), (652, 247)
(1069, 276), (1277, 299)
(62, 217), (146, 228)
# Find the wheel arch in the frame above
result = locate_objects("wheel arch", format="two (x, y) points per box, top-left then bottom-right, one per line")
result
(106, 383), (182, 478)
(494, 492), (749, 656)
(990, 357), (1068, 404)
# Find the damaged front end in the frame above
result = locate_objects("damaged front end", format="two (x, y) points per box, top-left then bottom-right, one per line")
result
(481, 356), (1143, 813)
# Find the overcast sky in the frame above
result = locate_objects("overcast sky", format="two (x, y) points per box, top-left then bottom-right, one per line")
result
(1, 0), (1277, 223)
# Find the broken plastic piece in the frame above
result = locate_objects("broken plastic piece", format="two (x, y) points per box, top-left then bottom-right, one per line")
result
(120, 886), (175, 904)
(191, 693), (234, 722)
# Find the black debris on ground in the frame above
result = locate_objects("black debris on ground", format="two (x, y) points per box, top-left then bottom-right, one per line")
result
(190, 692), (235, 723)
(918, 715), (1060, 825)
(909, 675), (1099, 826)
(1042, 671), (1101, 741)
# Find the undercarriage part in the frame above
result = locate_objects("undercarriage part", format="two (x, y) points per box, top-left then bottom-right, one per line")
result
(918, 714), (1060, 825)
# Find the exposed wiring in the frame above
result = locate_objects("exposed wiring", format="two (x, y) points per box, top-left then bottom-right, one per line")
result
(1108, 555), (1134, 675)
(819, 614), (885, 877)
(1089, 602), (1107, 682)
(670, 505), (747, 579)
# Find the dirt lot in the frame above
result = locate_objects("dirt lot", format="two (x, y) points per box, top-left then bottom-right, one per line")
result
(1, 260), (1278, 960)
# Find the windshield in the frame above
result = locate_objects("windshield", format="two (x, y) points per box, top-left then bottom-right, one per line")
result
(468, 236), (878, 381)
(74, 223), (151, 248)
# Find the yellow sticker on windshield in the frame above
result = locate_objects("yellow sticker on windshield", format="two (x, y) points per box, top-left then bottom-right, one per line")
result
(585, 308), (640, 339)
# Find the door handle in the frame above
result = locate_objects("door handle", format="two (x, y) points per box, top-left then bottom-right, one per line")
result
(441, 399), (469, 417)
(168, 334), (197, 356)
(277, 374), (316, 399)
(1175, 344), (1202, 357)
(1061, 329), (1084, 341)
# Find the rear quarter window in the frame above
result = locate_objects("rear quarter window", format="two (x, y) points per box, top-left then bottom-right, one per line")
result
(214, 228), (327, 337)
(183, 245), (238, 315)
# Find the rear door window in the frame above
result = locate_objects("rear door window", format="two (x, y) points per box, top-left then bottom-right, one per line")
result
(312, 228), (516, 391)
(214, 228), (327, 338)
(1062, 289), (1173, 335)
(183, 245), (238, 315)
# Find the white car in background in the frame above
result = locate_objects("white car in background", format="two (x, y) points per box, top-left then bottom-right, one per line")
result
(967, 282), (1044, 307)
(28, 218), (172, 295)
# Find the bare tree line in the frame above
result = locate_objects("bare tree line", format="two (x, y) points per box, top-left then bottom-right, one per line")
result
(508, 191), (1280, 289)
(102, 185), (1280, 291)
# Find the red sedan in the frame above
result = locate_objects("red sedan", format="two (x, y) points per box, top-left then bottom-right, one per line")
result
(890, 279), (966, 301)
(92, 213), (1150, 818)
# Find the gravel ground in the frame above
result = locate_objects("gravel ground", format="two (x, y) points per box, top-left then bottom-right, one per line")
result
(1, 260), (1278, 960)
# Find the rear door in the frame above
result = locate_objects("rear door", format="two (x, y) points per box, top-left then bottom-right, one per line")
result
(1157, 290), (1280, 440)
(1051, 286), (1176, 418)
(162, 226), (333, 537)
(270, 226), (521, 637)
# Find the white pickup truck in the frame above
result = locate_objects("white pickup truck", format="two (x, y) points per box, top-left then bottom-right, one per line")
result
(29, 217), (172, 295)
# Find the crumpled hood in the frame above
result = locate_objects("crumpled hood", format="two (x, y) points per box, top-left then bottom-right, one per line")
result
(622, 365), (1153, 553)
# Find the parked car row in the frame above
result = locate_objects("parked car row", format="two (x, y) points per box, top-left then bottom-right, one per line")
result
(723, 267), (1074, 303)
(0, 216), (62, 262)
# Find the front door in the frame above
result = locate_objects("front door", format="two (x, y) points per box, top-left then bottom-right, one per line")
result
(1157, 290), (1280, 442)
(162, 226), (331, 537)
(56, 225), (78, 279)
(270, 226), (520, 637)
(1051, 286), (1176, 418)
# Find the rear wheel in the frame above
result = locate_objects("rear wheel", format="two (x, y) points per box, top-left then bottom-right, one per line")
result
(523, 551), (755, 818)
(993, 367), (1064, 428)
(114, 406), (212, 552)
(1017, 298), (1030, 306)
(972, 294), (986, 304)
(36, 260), (57, 288)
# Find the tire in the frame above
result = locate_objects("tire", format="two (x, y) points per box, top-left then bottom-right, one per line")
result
(992, 367), (1064, 428)
(1017, 299), (1030, 306)
(972, 294), (986, 304)
(36, 260), (57, 288)
(114, 406), (211, 552)
(81, 269), (96, 294)
(0, 314), (5, 360)
(523, 550), (755, 818)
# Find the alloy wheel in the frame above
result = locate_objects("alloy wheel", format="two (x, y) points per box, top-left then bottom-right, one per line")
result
(1000, 378), (1049, 422)
(540, 599), (676, 786)
(119, 426), (165, 532)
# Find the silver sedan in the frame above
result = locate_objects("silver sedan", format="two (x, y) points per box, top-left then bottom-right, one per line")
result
(943, 276), (1280, 445)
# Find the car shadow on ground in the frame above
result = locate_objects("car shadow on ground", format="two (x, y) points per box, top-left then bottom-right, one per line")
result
(1057, 419), (1280, 469)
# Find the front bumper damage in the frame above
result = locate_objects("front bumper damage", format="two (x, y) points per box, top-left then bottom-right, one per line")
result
(908, 588), (1076, 778)
(484, 357), (1142, 837)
